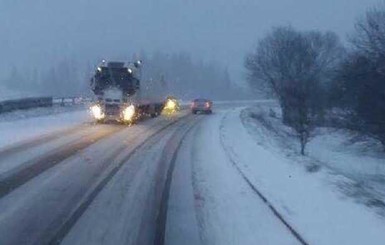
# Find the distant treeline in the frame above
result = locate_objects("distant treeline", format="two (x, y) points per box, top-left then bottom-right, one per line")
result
(140, 51), (241, 100)
(2, 59), (91, 98)
(1, 51), (247, 100)
(245, 4), (385, 154)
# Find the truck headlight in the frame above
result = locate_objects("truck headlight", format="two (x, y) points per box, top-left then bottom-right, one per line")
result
(123, 105), (136, 122)
(165, 99), (177, 110)
(91, 105), (105, 120)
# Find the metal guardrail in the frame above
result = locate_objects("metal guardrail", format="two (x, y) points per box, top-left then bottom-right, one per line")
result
(0, 97), (53, 114)
(0, 96), (92, 114)
(52, 97), (91, 106)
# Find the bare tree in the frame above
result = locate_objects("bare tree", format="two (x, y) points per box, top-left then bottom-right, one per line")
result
(337, 6), (385, 149)
(246, 26), (344, 155)
(351, 7), (385, 61)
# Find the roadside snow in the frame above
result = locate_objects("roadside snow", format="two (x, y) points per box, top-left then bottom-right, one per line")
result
(309, 128), (385, 178)
(0, 105), (87, 123)
(227, 107), (385, 245)
(244, 105), (385, 214)
(308, 128), (385, 209)
(0, 85), (90, 149)
(0, 109), (91, 149)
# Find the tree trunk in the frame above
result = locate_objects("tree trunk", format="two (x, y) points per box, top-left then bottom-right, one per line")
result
(300, 132), (307, 155)
(281, 104), (290, 125)
(300, 142), (306, 155)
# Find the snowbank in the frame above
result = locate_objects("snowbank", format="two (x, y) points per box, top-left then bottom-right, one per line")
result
(243, 105), (385, 214)
(220, 107), (385, 245)
(309, 128), (385, 178)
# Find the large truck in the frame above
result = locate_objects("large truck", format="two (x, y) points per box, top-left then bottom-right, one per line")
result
(89, 60), (165, 123)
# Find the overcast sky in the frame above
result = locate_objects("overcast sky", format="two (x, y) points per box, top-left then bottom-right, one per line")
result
(0, 0), (380, 82)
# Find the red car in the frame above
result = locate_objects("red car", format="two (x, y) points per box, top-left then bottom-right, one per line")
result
(191, 98), (213, 114)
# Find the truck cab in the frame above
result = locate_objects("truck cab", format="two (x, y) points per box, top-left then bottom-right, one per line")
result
(90, 61), (163, 124)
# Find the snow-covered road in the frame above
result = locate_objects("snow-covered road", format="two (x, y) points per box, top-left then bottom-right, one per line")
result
(0, 101), (384, 245)
(0, 108), (194, 244)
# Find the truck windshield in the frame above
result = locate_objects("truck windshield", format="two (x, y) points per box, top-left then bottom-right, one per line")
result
(93, 67), (137, 94)
(98, 67), (132, 86)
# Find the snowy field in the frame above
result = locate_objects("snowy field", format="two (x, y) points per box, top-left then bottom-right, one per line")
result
(243, 105), (385, 215)
(238, 105), (385, 244)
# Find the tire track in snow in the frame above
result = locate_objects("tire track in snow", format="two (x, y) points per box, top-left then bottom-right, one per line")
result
(0, 125), (124, 199)
(0, 124), (90, 159)
(218, 110), (309, 245)
(154, 115), (203, 245)
(47, 114), (193, 245)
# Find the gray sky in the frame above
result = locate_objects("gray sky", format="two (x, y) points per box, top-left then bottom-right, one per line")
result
(0, 0), (380, 82)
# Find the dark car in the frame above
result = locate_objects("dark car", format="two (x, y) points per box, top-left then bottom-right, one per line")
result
(191, 99), (213, 114)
